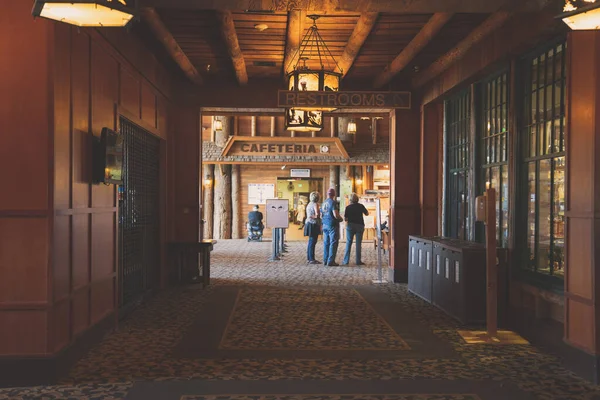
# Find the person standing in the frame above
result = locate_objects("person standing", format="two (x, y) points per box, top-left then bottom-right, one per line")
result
(321, 187), (343, 266)
(304, 191), (321, 264)
(342, 193), (369, 266)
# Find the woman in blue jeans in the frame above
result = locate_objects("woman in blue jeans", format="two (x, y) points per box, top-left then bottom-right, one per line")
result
(342, 193), (369, 266)
(304, 191), (322, 264)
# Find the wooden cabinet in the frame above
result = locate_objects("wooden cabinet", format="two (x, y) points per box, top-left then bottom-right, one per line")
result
(409, 236), (502, 326)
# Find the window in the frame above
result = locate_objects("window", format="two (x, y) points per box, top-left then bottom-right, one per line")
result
(445, 90), (471, 240)
(520, 41), (566, 281)
(479, 73), (509, 247)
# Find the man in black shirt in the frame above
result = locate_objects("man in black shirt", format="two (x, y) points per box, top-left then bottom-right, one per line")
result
(248, 205), (264, 236)
(342, 193), (369, 266)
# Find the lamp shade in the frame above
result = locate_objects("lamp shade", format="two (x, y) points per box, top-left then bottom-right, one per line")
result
(32, 0), (135, 27)
(213, 118), (223, 131)
(347, 120), (357, 134)
(285, 109), (323, 132)
(558, 1), (600, 30)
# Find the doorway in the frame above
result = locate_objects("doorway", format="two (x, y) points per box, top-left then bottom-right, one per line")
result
(276, 177), (323, 241)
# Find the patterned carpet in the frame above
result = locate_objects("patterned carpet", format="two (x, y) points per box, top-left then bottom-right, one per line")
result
(0, 240), (599, 400)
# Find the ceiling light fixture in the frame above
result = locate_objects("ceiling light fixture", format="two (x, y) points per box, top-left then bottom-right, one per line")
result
(285, 15), (343, 133)
(213, 117), (223, 132)
(558, 0), (600, 30)
(347, 119), (357, 134)
(254, 23), (269, 31)
(32, 0), (135, 27)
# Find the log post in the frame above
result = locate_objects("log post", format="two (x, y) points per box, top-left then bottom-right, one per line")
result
(203, 164), (214, 239)
(231, 165), (241, 239)
(213, 116), (233, 239)
(270, 116), (276, 137)
(329, 165), (340, 195)
(330, 116), (337, 137)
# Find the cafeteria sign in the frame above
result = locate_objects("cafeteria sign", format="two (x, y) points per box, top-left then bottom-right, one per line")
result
(278, 90), (411, 109)
(221, 137), (349, 159)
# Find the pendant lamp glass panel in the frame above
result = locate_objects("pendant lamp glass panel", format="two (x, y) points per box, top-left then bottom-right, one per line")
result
(286, 109), (323, 132)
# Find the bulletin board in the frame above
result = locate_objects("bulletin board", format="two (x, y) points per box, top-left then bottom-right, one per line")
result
(248, 183), (275, 205)
(266, 199), (290, 229)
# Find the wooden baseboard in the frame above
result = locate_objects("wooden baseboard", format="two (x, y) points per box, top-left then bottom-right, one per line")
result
(509, 306), (600, 385)
(0, 312), (115, 388)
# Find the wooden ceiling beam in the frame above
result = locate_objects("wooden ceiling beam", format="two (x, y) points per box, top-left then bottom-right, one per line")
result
(216, 10), (249, 86)
(412, 11), (513, 88)
(373, 12), (453, 88)
(338, 12), (379, 78)
(140, 8), (203, 85)
(282, 10), (304, 82)
(139, 0), (514, 13)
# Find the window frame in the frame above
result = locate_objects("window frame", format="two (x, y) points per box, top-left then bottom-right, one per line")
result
(444, 89), (472, 240)
(514, 37), (567, 291)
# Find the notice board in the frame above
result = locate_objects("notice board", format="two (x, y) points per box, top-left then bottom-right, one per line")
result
(248, 183), (275, 205)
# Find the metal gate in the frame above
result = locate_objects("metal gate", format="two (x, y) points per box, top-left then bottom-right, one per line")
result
(118, 117), (160, 310)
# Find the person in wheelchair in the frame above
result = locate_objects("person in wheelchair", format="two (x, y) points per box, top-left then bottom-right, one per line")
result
(247, 205), (264, 241)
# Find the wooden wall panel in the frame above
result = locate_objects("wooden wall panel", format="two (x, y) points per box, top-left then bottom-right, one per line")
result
(91, 214), (116, 280)
(90, 279), (113, 325)
(157, 95), (168, 138)
(0, 218), (49, 303)
(72, 214), (91, 290)
(120, 66), (141, 118)
(389, 108), (420, 282)
(141, 83), (157, 129)
(564, 31), (600, 354)
(420, 103), (442, 236)
(174, 106), (200, 241)
(52, 301), (70, 352)
(54, 24), (72, 210)
(53, 216), (71, 302)
(0, 312), (47, 356)
(0, 6), (50, 211)
(72, 32), (92, 210)
(72, 290), (90, 336)
(566, 299), (595, 352)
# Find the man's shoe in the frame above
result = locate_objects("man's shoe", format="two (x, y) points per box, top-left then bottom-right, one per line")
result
(356, 262), (366, 266)
(328, 262), (340, 267)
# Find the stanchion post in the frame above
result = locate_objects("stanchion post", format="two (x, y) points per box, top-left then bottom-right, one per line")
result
(269, 228), (280, 261)
(485, 187), (497, 337)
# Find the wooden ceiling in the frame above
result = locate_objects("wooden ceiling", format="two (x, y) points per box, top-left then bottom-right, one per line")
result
(141, 0), (555, 88)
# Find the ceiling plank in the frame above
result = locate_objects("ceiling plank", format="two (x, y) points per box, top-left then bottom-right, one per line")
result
(140, 0), (513, 13)
(412, 11), (512, 87)
(216, 10), (249, 85)
(140, 8), (203, 85)
(282, 10), (304, 82)
(337, 12), (379, 78)
(373, 12), (453, 88)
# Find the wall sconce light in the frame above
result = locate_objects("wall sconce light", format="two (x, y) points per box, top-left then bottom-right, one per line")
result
(347, 119), (357, 134)
(204, 174), (212, 187)
(356, 178), (363, 185)
(32, 0), (135, 27)
(281, 165), (287, 170)
(558, 0), (600, 30)
(213, 117), (223, 132)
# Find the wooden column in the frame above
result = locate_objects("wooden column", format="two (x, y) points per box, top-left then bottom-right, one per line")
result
(564, 30), (600, 368)
(330, 116), (337, 137)
(270, 116), (276, 137)
(213, 117), (232, 239)
(251, 116), (257, 136)
(329, 166), (340, 194)
(203, 164), (214, 239)
(389, 108), (420, 282)
(231, 164), (241, 238)
(420, 103), (442, 236)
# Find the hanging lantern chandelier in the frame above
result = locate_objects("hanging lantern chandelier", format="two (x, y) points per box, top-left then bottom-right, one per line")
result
(558, 0), (600, 30)
(285, 15), (343, 133)
(32, 0), (135, 27)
